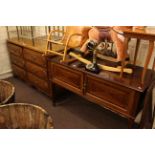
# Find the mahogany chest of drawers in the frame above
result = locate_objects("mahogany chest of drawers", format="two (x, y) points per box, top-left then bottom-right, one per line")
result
(7, 41), (51, 96)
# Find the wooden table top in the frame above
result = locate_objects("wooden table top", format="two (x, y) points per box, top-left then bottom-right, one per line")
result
(8, 36), (64, 53)
(122, 27), (155, 39)
(48, 56), (155, 92)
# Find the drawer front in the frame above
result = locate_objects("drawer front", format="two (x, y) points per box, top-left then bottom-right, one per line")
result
(27, 73), (49, 94)
(52, 63), (83, 94)
(12, 64), (26, 80)
(23, 48), (46, 67)
(85, 76), (136, 115)
(25, 62), (48, 80)
(7, 43), (22, 57)
(10, 54), (25, 68)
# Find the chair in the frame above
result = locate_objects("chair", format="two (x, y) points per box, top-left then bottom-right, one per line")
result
(0, 80), (15, 105)
(0, 103), (53, 129)
(134, 80), (155, 129)
(45, 26), (91, 62)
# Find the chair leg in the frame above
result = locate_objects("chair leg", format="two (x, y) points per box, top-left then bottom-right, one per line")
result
(133, 39), (140, 65)
(141, 40), (154, 84)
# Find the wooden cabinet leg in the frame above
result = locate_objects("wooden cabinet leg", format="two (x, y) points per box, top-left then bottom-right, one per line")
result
(128, 118), (134, 128)
(51, 82), (57, 106)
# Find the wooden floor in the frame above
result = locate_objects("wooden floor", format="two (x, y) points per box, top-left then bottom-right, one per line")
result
(6, 77), (128, 129)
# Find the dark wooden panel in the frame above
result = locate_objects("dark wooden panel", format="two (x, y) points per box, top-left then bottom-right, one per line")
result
(23, 48), (46, 67)
(27, 73), (49, 94)
(7, 43), (22, 57)
(47, 60), (52, 80)
(85, 75), (138, 116)
(25, 62), (48, 80)
(10, 54), (25, 68)
(12, 64), (26, 80)
(51, 63), (84, 95)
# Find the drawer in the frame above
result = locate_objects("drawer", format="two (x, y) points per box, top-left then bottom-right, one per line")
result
(25, 62), (48, 80)
(7, 43), (22, 57)
(10, 54), (25, 68)
(85, 75), (137, 115)
(12, 64), (26, 80)
(27, 73), (49, 94)
(23, 48), (46, 67)
(51, 63), (83, 95)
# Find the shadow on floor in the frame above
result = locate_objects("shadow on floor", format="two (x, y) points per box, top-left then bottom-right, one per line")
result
(6, 77), (128, 129)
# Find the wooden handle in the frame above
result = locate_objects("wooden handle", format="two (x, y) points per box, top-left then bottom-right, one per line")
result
(69, 52), (133, 74)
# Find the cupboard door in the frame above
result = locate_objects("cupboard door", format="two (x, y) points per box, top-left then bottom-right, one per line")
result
(51, 63), (84, 95)
(85, 75), (138, 116)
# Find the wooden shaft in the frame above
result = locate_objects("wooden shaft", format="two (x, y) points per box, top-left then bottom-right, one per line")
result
(45, 26), (48, 36)
(152, 57), (155, 70)
(57, 26), (60, 38)
(48, 26), (51, 34)
(53, 26), (56, 36)
(69, 52), (133, 74)
(31, 26), (35, 46)
(120, 60), (125, 77)
(134, 39), (140, 65)
(16, 26), (20, 41)
(47, 50), (63, 56)
(6, 26), (10, 39)
(120, 37), (130, 76)
(141, 40), (154, 83)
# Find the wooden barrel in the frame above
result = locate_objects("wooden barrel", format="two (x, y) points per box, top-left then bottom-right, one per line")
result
(0, 103), (54, 129)
(0, 80), (15, 105)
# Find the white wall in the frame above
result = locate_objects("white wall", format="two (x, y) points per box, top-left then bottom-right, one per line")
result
(0, 26), (12, 79)
(128, 39), (155, 68)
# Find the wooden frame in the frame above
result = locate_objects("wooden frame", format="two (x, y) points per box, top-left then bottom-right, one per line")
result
(45, 26), (90, 62)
